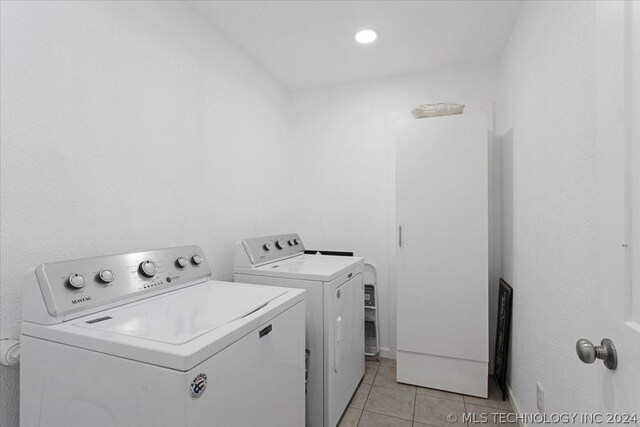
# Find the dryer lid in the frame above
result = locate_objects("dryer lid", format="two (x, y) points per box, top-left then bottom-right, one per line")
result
(73, 281), (286, 345)
(248, 254), (365, 281)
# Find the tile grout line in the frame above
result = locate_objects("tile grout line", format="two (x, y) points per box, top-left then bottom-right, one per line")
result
(412, 382), (418, 424)
(356, 380), (373, 427)
(370, 384), (416, 393)
(416, 390), (466, 403)
(355, 409), (362, 427)
(364, 408), (415, 424)
(362, 359), (417, 425)
(365, 360), (504, 427)
(463, 395), (469, 427)
(357, 360), (379, 426)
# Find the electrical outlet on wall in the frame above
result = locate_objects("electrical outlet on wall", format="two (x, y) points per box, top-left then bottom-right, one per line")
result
(536, 381), (545, 413)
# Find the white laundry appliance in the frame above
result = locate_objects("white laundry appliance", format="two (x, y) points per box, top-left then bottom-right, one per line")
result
(20, 245), (305, 427)
(234, 234), (364, 427)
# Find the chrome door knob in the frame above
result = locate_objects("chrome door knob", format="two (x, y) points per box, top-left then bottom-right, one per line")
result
(576, 338), (617, 370)
(576, 339), (597, 363)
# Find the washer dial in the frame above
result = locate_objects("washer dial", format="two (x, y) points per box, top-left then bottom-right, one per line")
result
(98, 270), (114, 283)
(191, 254), (203, 265)
(264, 243), (273, 251)
(276, 240), (286, 249)
(67, 274), (86, 289)
(176, 257), (188, 269)
(139, 260), (158, 278)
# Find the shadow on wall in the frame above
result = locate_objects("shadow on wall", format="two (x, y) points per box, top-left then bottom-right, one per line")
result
(488, 127), (497, 376)
(498, 128), (514, 383)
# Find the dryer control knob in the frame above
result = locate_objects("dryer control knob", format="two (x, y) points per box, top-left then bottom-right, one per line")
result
(139, 260), (158, 278)
(276, 240), (286, 249)
(288, 239), (295, 246)
(98, 270), (114, 283)
(191, 254), (203, 265)
(264, 242), (273, 251)
(67, 274), (86, 289)
(176, 257), (188, 269)
(294, 238), (301, 245)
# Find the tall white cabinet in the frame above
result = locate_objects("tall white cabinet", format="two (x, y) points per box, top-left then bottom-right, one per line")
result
(395, 112), (488, 398)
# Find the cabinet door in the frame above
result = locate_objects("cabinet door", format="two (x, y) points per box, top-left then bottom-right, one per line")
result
(396, 112), (488, 395)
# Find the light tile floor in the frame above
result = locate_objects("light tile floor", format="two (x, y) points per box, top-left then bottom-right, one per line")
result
(339, 358), (516, 427)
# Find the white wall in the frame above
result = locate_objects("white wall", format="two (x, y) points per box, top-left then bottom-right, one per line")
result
(289, 61), (500, 361)
(498, 0), (598, 415)
(0, 2), (291, 425)
(2, 1), (601, 423)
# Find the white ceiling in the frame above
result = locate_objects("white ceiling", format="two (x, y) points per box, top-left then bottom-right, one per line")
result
(191, 1), (523, 90)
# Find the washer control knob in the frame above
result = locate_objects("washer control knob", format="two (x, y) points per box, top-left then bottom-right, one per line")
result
(191, 254), (203, 265)
(294, 238), (301, 245)
(139, 260), (158, 278)
(264, 242), (273, 251)
(67, 274), (86, 289)
(288, 239), (295, 246)
(176, 257), (188, 269)
(98, 270), (114, 283)
(276, 240), (286, 249)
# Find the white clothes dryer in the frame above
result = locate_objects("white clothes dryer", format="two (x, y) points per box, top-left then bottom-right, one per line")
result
(234, 234), (364, 427)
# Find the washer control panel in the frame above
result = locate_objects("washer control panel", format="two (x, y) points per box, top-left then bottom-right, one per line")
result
(32, 245), (211, 320)
(238, 234), (305, 267)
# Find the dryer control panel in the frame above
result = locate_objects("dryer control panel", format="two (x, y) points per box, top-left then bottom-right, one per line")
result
(235, 233), (305, 267)
(24, 245), (212, 323)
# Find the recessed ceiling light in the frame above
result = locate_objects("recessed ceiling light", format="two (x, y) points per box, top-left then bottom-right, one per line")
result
(355, 29), (378, 45)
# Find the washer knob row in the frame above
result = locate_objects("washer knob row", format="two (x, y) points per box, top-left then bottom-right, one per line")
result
(66, 254), (204, 290)
(67, 270), (114, 289)
(265, 238), (301, 251)
(176, 254), (202, 269)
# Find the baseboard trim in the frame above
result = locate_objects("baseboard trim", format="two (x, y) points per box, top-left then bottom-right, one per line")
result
(506, 381), (526, 427)
(379, 347), (394, 359)
(397, 350), (488, 398)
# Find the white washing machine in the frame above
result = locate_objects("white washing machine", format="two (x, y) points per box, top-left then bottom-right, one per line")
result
(20, 245), (305, 427)
(234, 234), (364, 427)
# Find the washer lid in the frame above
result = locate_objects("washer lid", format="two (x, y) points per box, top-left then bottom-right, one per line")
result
(73, 281), (286, 345)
